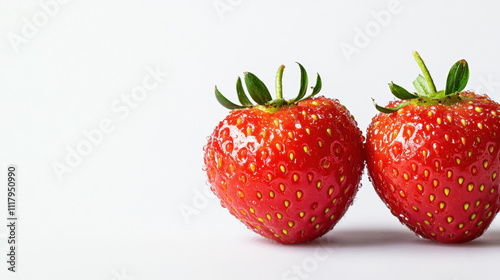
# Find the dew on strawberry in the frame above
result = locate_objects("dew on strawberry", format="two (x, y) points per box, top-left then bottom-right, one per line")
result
(204, 63), (364, 244)
(367, 51), (500, 243)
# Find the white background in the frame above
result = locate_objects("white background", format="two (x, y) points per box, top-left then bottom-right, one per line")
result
(1, 0), (500, 279)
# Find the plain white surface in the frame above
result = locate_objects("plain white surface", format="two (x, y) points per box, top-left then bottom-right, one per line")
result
(1, 0), (500, 279)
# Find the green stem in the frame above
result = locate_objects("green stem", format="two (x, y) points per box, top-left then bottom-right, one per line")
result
(275, 65), (285, 100)
(413, 51), (437, 94)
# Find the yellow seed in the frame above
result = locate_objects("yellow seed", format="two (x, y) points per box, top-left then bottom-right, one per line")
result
(433, 180), (439, 187)
(403, 173), (409, 181)
(465, 231), (470, 235)
(274, 119), (279, 127)
(240, 209), (247, 215)
(475, 107), (482, 113)
(476, 200), (481, 207)
(293, 174), (299, 182)
(426, 124), (431, 131)
(468, 151), (472, 158)
(257, 218), (264, 223)
(238, 190), (245, 198)
(493, 172), (497, 180)
(303, 145), (309, 153)
(491, 187), (495, 194)
(484, 160), (489, 169)
(282, 229), (288, 235)
(262, 130), (267, 138)
(478, 123), (483, 130)
(417, 184), (423, 191)
(289, 152), (294, 161)
(280, 165), (286, 173)
(250, 207), (255, 214)
(437, 118), (442, 125)
(444, 188), (450, 196)
(428, 111), (433, 117)
(480, 184), (485, 192)
(477, 221), (483, 227)
(440, 202), (446, 209)
(247, 127), (252, 135)
(461, 137), (466, 146)
(315, 224), (320, 229)
(312, 101), (319, 106)
(328, 187), (334, 196)
(288, 131), (294, 139)
(316, 181), (322, 189)
(299, 212), (305, 218)
(464, 203), (470, 211)
(412, 206), (418, 211)
(330, 215), (335, 220)
(456, 158), (461, 165)
(423, 150), (428, 157)
(489, 146), (495, 154)
(468, 183), (474, 192)
(477, 137), (481, 143)
(269, 191), (275, 198)
(488, 211), (493, 217)
(439, 227), (445, 232)
(493, 111), (498, 116)
(267, 174), (273, 181)
(393, 169), (398, 177)
(427, 212), (433, 218)
(288, 221), (294, 227)
(458, 223), (464, 229)
(485, 203), (490, 210)
(461, 119), (467, 126)
(257, 192), (262, 199)
(412, 164), (417, 171)
(310, 216), (316, 222)
(296, 191), (303, 199)
(327, 128), (332, 136)
(458, 177), (464, 185)
(447, 115), (452, 122)
(445, 134), (450, 141)
(340, 175), (345, 182)
(284, 200), (290, 207)
(424, 220), (431, 225)
(276, 143), (282, 151)
(280, 184), (285, 192)
(447, 170), (453, 178)
(311, 115), (318, 120)
(250, 163), (256, 172)
(324, 208), (330, 214)
(429, 194), (435, 202)
(237, 118), (243, 125)
(267, 214), (272, 220)
(407, 129), (412, 137)
(399, 191), (406, 198)
(471, 213), (477, 220)
(424, 170), (429, 177)
(318, 140), (323, 148)
(302, 110), (307, 116)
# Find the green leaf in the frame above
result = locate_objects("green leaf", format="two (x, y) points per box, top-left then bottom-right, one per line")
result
(293, 62), (309, 102)
(244, 72), (272, 105)
(445, 59), (469, 95)
(412, 75), (431, 96)
(389, 82), (418, 100)
(215, 86), (245, 110)
(428, 90), (446, 99)
(303, 73), (322, 100)
(372, 99), (410, 114)
(236, 77), (252, 106)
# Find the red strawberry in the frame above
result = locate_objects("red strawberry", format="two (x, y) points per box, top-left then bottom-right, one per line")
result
(366, 51), (500, 243)
(204, 64), (364, 244)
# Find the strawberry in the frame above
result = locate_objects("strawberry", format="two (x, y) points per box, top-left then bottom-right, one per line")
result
(366, 51), (500, 243)
(204, 64), (364, 244)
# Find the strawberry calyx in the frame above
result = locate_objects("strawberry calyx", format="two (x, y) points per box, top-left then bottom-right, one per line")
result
(373, 51), (470, 113)
(215, 63), (322, 113)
